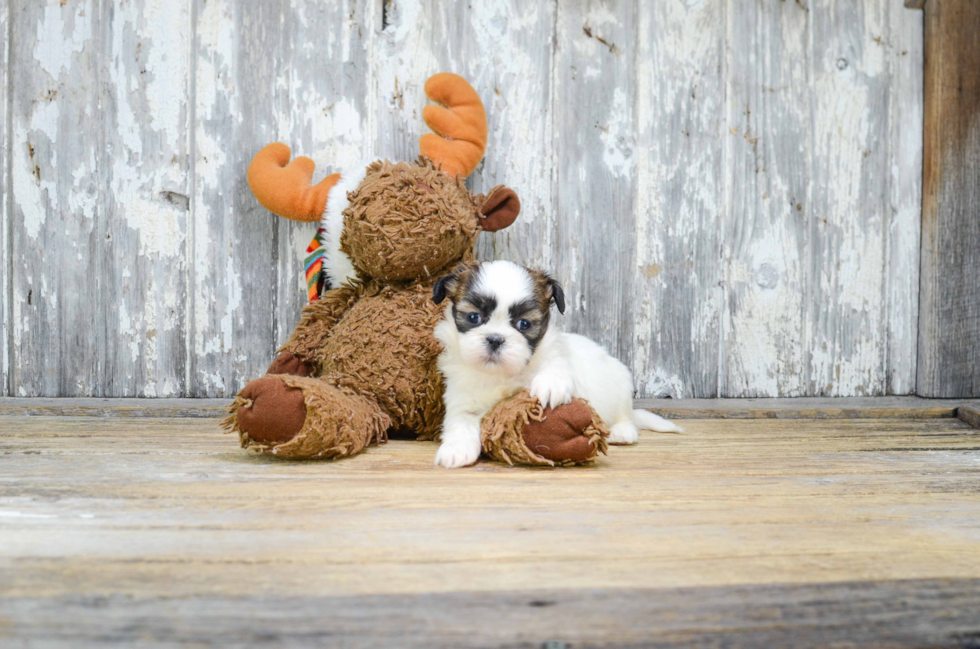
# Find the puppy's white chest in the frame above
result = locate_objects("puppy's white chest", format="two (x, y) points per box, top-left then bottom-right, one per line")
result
(449, 365), (524, 413)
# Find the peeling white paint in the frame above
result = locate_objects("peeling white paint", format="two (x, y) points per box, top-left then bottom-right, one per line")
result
(34, 2), (90, 79)
(1, 0), (8, 395)
(599, 87), (635, 179)
(6, 0), (924, 398)
(17, 101), (61, 240)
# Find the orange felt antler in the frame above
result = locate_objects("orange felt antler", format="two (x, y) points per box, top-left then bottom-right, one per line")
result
(419, 73), (488, 178)
(247, 143), (341, 222)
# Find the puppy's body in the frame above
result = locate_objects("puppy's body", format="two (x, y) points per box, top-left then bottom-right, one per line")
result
(433, 260), (680, 468)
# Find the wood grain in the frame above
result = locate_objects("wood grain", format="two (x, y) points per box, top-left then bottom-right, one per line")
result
(636, 395), (980, 420)
(632, 0), (724, 398)
(1, 415), (979, 645)
(1, 0), (8, 397)
(957, 406), (980, 430)
(3, 395), (979, 420)
(917, 0), (980, 398)
(0, 396), (229, 417)
(2, 1), (930, 399)
(554, 0), (638, 372)
(275, 0), (376, 347)
(103, 0), (192, 397)
(191, 0), (283, 397)
(2, 580), (979, 648)
(885, 0), (923, 395)
(1, 394), (977, 421)
(723, 0), (808, 397)
(806, 0), (892, 397)
(9, 0), (106, 396)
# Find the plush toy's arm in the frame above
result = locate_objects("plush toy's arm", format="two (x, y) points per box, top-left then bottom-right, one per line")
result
(271, 283), (360, 375)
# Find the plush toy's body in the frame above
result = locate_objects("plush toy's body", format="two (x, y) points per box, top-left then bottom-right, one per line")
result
(224, 74), (608, 466)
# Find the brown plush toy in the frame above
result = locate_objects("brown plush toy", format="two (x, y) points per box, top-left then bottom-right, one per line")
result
(223, 73), (608, 466)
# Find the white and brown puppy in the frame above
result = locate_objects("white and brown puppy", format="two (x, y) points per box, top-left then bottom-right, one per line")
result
(431, 260), (681, 469)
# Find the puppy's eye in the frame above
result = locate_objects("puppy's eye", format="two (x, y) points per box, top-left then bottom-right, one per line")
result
(516, 319), (531, 332)
(467, 313), (482, 325)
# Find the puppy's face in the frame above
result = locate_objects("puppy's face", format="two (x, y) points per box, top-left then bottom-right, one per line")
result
(433, 261), (565, 376)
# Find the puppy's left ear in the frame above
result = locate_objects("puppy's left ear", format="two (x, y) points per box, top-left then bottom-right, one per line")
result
(547, 277), (565, 315)
(475, 186), (520, 232)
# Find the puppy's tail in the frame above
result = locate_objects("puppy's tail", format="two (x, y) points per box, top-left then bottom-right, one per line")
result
(631, 409), (684, 434)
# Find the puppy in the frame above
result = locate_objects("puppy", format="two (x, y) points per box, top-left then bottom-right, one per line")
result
(431, 260), (682, 468)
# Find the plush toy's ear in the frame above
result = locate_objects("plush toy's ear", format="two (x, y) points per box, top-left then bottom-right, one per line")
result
(547, 276), (565, 314)
(419, 73), (488, 178)
(477, 186), (521, 232)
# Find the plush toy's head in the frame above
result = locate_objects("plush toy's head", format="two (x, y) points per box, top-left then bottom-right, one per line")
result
(341, 158), (508, 282)
(247, 73), (521, 292)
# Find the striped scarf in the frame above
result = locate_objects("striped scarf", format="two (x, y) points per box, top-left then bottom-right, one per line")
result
(304, 227), (329, 302)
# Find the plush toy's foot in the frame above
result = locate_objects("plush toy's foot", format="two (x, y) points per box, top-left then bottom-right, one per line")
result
(266, 351), (315, 377)
(223, 375), (391, 460)
(481, 390), (609, 467)
(234, 375), (308, 444)
(523, 401), (598, 462)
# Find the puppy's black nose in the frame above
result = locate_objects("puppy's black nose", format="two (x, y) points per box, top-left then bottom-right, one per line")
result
(486, 335), (505, 352)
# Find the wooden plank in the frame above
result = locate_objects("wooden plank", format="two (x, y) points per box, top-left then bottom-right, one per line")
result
(2, 579), (979, 648)
(1, 415), (979, 649)
(0, 397), (228, 418)
(885, 0), (923, 394)
(555, 0), (638, 375)
(273, 0), (376, 346)
(632, 0), (725, 399)
(957, 406), (980, 429)
(4, 396), (980, 419)
(191, 0), (284, 397)
(722, 0), (809, 397)
(806, 0), (893, 396)
(917, 0), (980, 397)
(636, 395), (980, 420)
(1, 0), (8, 396)
(8, 0), (107, 397)
(102, 0), (191, 397)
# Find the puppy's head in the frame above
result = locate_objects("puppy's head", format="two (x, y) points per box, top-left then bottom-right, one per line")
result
(433, 261), (565, 376)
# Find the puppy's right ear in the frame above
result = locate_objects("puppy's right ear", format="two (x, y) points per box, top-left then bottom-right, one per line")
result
(433, 264), (471, 304)
(432, 274), (456, 305)
(434, 263), (478, 304)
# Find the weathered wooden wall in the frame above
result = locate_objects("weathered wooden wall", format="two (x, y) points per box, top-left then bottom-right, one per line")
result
(916, 0), (980, 398)
(1, 0), (924, 398)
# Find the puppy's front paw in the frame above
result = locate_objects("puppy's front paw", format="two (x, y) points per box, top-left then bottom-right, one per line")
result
(607, 422), (639, 445)
(530, 373), (574, 410)
(434, 436), (481, 469)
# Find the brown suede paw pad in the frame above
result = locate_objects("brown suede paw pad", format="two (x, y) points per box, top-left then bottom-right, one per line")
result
(481, 390), (609, 467)
(523, 401), (596, 463)
(224, 375), (307, 445)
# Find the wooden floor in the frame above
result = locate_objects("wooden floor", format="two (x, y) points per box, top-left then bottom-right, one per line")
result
(2, 411), (980, 647)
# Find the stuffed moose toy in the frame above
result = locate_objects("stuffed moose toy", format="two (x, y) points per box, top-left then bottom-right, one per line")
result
(224, 73), (609, 466)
